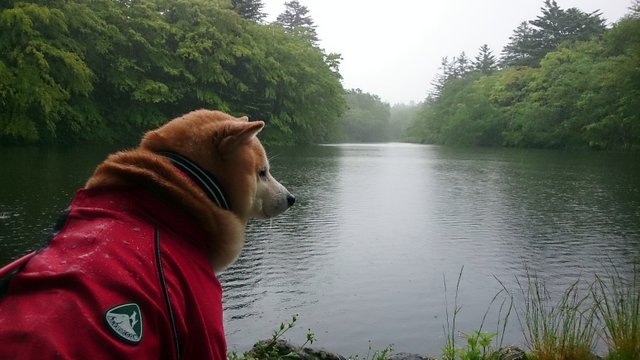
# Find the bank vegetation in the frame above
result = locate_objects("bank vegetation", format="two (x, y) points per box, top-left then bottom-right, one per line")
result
(409, 1), (640, 150)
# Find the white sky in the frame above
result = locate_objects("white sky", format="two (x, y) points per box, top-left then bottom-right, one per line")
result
(261, 0), (633, 105)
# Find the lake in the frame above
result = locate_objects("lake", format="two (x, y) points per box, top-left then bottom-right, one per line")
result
(1, 143), (639, 356)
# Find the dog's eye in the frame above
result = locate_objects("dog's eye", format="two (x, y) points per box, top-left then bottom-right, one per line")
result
(258, 169), (268, 178)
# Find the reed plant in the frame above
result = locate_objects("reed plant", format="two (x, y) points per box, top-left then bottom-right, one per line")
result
(442, 267), (512, 360)
(513, 269), (598, 360)
(592, 265), (640, 360)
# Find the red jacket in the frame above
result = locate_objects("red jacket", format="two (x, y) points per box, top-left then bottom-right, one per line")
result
(0, 188), (227, 359)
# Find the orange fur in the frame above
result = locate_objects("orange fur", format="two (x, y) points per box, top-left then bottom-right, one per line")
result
(85, 109), (268, 272)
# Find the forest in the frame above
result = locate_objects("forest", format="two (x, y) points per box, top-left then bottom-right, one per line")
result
(0, 0), (345, 144)
(409, 1), (640, 150)
(1, 0), (639, 149)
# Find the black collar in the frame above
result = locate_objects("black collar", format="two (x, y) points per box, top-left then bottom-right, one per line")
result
(158, 151), (230, 211)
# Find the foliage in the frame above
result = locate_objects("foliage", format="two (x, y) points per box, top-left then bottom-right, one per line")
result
(232, 0), (266, 22)
(473, 45), (498, 75)
(275, 0), (318, 45)
(411, 2), (640, 150)
(415, 74), (506, 146)
(389, 103), (421, 141)
(442, 330), (499, 360)
(500, 21), (537, 68)
(631, 1), (640, 18)
(338, 89), (391, 142)
(501, 0), (606, 67)
(0, 2), (94, 142)
(0, 0), (345, 144)
(430, 45), (497, 99)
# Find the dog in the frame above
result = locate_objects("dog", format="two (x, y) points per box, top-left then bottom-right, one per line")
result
(0, 110), (294, 359)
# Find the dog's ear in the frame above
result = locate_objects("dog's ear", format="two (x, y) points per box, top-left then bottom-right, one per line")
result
(218, 121), (265, 153)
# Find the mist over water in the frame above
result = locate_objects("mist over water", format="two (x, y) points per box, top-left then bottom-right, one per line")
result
(222, 144), (640, 355)
(1, 144), (639, 356)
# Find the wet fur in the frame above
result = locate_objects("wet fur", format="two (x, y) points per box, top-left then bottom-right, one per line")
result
(85, 109), (282, 272)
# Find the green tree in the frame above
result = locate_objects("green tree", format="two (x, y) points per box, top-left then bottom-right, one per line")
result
(473, 44), (498, 74)
(501, 21), (537, 67)
(529, 1), (605, 52)
(455, 52), (473, 76)
(0, 3), (94, 142)
(430, 53), (475, 99)
(248, 23), (345, 143)
(0, 0), (346, 144)
(323, 52), (343, 79)
(503, 45), (597, 148)
(430, 57), (454, 99)
(339, 89), (390, 142)
(275, 0), (318, 44)
(501, 0), (606, 67)
(389, 103), (421, 141)
(412, 3), (639, 150)
(413, 74), (505, 146)
(630, 0), (640, 18)
(579, 17), (640, 148)
(231, 0), (266, 22)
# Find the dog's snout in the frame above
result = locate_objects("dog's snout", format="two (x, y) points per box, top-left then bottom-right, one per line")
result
(286, 194), (295, 207)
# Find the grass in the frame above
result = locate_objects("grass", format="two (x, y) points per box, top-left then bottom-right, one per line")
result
(443, 263), (640, 360)
(592, 265), (640, 360)
(513, 269), (598, 360)
(502, 263), (640, 360)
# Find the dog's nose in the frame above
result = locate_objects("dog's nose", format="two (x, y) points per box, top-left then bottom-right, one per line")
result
(287, 194), (295, 207)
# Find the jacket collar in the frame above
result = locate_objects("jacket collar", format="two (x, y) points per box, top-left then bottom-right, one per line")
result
(157, 151), (230, 211)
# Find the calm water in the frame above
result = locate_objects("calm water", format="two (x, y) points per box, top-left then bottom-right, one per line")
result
(1, 144), (639, 356)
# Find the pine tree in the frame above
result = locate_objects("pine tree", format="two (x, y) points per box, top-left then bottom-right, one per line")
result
(231, 0), (266, 22)
(501, 0), (605, 67)
(473, 44), (497, 74)
(430, 57), (452, 98)
(455, 52), (472, 76)
(529, 0), (605, 55)
(429, 53), (474, 99)
(629, 0), (640, 18)
(501, 21), (537, 67)
(276, 0), (318, 44)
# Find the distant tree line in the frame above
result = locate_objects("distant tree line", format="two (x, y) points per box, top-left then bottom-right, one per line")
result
(338, 89), (390, 142)
(410, 0), (640, 149)
(337, 89), (421, 143)
(0, 0), (345, 144)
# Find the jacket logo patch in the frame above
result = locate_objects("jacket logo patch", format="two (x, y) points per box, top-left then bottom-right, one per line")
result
(105, 303), (143, 345)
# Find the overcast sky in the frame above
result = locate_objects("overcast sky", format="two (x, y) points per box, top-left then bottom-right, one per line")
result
(261, 0), (634, 105)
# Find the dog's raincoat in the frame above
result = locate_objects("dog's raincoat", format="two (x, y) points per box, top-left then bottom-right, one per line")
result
(0, 188), (227, 359)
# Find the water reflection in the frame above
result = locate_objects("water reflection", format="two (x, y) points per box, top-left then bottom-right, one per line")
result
(1, 144), (639, 357)
(222, 145), (640, 355)
(0, 145), (123, 263)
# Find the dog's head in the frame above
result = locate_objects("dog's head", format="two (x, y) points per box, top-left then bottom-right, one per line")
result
(140, 110), (294, 222)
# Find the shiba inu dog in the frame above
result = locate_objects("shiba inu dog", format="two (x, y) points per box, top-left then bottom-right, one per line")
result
(87, 109), (295, 271)
(0, 109), (294, 359)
